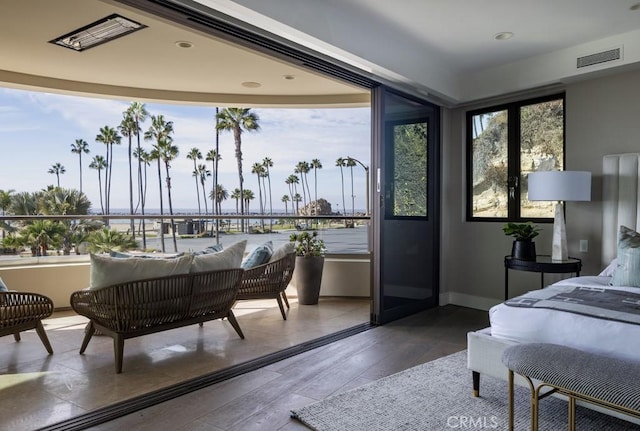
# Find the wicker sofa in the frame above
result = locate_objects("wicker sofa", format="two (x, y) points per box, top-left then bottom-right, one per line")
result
(1, 291), (54, 354)
(70, 267), (245, 373)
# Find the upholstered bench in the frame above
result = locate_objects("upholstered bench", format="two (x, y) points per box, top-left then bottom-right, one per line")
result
(501, 343), (640, 431)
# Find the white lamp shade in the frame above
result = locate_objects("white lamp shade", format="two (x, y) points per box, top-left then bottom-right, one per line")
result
(528, 171), (591, 202)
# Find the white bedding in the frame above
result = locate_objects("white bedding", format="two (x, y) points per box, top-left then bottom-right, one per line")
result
(490, 276), (640, 361)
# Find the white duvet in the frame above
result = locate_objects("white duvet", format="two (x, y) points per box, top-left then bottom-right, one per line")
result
(490, 276), (640, 361)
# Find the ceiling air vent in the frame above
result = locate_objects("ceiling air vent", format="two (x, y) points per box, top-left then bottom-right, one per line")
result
(577, 47), (622, 68)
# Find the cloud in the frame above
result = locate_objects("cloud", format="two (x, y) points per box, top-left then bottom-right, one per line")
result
(0, 87), (371, 211)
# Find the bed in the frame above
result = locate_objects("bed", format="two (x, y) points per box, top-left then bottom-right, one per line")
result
(467, 152), (640, 422)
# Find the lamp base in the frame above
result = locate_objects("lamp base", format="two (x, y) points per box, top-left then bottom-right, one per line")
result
(552, 202), (568, 261)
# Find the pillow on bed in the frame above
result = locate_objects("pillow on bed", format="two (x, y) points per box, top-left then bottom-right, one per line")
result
(598, 258), (617, 277)
(611, 226), (640, 287)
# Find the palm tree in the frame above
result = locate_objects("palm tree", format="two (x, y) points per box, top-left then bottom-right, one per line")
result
(119, 112), (137, 238)
(89, 156), (107, 214)
(231, 187), (241, 231)
(187, 147), (203, 216)
(336, 157), (347, 225)
(285, 174), (299, 213)
(133, 147), (151, 248)
(294, 163), (307, 210)
(95, 125), (121, 218)
(293, 193), (302, 214)
(311, 158), (322, 219)
(20, 219), (66, 256)
(128, 102), (149, 247)
(262, 157), (274, 230)
(346, 157), (357, 219)
(48, 162), (66, 187)
(213, 184), (228, 217)
(251, 162), (266, 230)
(243, 189), (255, 215)
(197, 164), (211, 219)
(70, 139), (89, 194)
(87, 227), (138, 254)
(0, 189), (14, 240)
(216, 108), (260, 232)
(39, 188), (92, 255)
(158, 140), (179, 252)
(206, 149), (221, 235)
(144, 114), (173, 252)
(281, 194), (290, 215)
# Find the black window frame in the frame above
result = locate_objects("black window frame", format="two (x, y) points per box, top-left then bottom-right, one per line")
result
(465, 93), (565, 222)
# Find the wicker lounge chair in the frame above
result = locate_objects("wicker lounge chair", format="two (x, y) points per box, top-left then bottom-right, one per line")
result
(238, 252), (296, 320)
(0, 291), (54, 354)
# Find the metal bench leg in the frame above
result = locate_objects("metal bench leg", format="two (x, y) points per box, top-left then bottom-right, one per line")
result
(508, 370), (514, 431)
(13, 331), (21, 342)
(568, 396), (576, 431)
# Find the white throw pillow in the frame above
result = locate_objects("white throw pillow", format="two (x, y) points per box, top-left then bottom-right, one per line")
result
(598, 258), (617, 277)
(191, 240), (247, 273)
(269, 243), (295, 262)
(90, 253), (194, 289)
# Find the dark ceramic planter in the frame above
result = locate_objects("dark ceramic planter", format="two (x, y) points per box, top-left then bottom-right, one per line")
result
(511, 240), (536, 260)
(294, 255), (325, 305)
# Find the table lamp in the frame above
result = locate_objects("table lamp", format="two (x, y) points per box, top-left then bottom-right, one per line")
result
(527, 171), (591, 261)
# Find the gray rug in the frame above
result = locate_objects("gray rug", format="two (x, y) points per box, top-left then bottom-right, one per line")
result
(291, 350), (640, 431)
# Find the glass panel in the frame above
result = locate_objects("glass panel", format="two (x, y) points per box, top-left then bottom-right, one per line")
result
(470, 110), (508, 218)
(520, 99), (564, 218)
(393, 121), (427, 217)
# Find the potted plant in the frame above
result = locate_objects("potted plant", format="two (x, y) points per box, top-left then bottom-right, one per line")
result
(502, 222), (540, 260)
(290, 230), (326, 305)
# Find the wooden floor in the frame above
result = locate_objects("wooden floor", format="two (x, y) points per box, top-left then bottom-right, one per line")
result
(0, 296), (371, 431)
(90, 305), (489, 431)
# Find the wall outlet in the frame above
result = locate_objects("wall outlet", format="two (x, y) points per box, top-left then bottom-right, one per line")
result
(579, 240), (588, 252)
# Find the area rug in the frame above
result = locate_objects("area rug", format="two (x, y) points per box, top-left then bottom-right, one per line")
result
(291, 350), (639, 431)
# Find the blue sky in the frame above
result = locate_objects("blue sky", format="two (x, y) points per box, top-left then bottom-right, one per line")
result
(0, 87), (370, 213)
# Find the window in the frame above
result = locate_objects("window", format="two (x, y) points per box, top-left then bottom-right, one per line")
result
(466, 94), (565, 221)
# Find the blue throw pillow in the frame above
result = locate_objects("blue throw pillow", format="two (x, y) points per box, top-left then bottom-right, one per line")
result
(0, 276), (8, 292)
(241, 241), (273, 269)
(192, 244), (224, 256)
(611, 226), (640, 287)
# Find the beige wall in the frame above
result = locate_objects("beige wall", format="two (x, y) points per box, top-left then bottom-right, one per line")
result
(0, 262), (90, 309)
(441, 68), (640, 310)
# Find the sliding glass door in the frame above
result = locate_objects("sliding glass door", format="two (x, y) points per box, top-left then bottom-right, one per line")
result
(371, 86), (440, 324)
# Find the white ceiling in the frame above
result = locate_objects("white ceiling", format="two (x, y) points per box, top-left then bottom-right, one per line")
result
(205, 0), (640, 103)
(0, 0), (369, 107)
(1, 0), (639, 106)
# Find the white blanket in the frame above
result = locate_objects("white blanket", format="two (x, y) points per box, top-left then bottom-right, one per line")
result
(490, 276), (640, 361)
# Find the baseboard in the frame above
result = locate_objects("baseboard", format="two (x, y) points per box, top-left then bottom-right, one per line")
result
(439, 291), (501, 311)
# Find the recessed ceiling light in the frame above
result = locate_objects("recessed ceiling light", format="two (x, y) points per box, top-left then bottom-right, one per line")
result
(175, 41), (194, 49)
(283, 75), (296, 80)
(50, 14), (146, 52)
(494, 32), (514, 41)
(631, 3), (640, 11)
(241, 81), (262, 88)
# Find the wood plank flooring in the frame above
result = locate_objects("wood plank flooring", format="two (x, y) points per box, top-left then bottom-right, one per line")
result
(90, 306), (488, 431)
